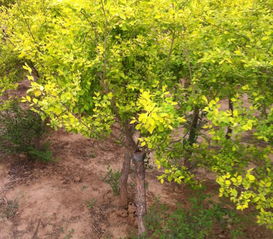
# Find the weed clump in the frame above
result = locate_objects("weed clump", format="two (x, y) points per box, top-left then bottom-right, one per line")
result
(103, 166), (121, 196)
(0, 198), (18, 219)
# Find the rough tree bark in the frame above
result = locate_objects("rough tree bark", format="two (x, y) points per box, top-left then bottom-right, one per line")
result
(119, 123), (137, 206)
(133, 151), (147, 236)
(119, 123), (147, 235)
(119, 151), (131, 208)
(185, 107), (200, 168)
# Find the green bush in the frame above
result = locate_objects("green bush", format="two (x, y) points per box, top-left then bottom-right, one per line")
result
(0, 100), (52, 161)
(140, 195), (244, 239)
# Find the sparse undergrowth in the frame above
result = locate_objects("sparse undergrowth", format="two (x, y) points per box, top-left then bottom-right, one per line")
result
(103, 166), (121, 196)
(86, 198), (97, 209)
(130, 192), (251, 239)
(0, 198), (18, 219)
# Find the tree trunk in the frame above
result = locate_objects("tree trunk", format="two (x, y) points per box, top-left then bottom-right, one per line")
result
(120, 123), (147, 235)
(119, 123), (138, 208)
(185, 107), (199, 168)
(133, 151), (147, 236)
(262, 101), (268, 118)
(188, 107), (200, 146)
(226, 99), (233, 139)
(119, 152), (131, 208)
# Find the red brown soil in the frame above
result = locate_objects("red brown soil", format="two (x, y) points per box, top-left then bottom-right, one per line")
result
(0, 129), (189, 239)
(0, 129), (272, 239)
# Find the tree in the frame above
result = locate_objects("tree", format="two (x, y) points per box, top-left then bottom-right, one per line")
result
(1, 0), (184, 234)
(1, 0), (273, 232)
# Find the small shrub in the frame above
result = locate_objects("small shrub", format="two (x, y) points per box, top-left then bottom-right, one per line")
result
(28, 143), (53, 162)
(0, 100), (52, 161)
(86, 199), (96, 209)
(138, 194), (245, 239)
(103, 166), (121, 196)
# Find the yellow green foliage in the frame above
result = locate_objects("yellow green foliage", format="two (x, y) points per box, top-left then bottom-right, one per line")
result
(0, 0), (273, 229)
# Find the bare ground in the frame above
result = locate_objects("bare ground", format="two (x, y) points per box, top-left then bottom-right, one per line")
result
(0, 131), (273, 238)
(0, 129), (189, 239)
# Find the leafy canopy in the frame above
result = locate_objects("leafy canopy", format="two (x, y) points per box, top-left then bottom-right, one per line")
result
(1, 0), (273, 229)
